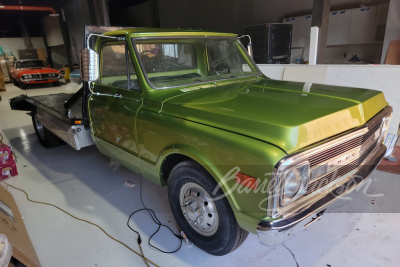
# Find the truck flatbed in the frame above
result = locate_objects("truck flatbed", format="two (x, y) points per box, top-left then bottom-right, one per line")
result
(10, 92), (85, 125)
(9, 90), (94, 150)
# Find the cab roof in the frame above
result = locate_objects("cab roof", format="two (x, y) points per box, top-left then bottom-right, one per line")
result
(103, 28), (237, 38)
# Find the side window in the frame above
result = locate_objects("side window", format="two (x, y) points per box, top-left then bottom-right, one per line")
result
(100, 43), (138, 90)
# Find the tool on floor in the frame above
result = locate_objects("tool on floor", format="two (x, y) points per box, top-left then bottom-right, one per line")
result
(180, 231), (192, 246)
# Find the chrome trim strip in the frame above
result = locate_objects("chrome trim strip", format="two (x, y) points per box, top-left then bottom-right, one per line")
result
(260, 143), (386, 231)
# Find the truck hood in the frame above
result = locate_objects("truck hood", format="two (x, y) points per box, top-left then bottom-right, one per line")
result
(161, 79), (388, 154)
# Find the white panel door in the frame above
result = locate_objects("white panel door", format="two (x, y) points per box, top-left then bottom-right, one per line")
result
(300, 15), (312, 37)
(335, 10), (352, 45)
(349, 6), (377, 44)
(283, 17), (301, 47)
(327, 11), (338, 45)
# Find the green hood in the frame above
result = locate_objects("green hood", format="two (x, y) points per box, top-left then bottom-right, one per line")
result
(161, 79), (388, 154)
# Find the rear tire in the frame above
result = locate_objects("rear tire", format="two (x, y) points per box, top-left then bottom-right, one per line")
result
(32, 109), (61, 149)
(19, 80), (27, 89)
(53, 81), (60, 86)
(168, 160), (249, 256)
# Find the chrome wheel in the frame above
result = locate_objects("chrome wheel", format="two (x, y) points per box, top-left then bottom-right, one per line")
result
(35, 114), (45, 140)
(179, 182), (219, 236)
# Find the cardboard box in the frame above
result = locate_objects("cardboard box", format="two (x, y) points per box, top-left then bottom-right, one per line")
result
(36, 48), (47, 64)
(385, 40), (400, 65)
(0, 68), (5, 91)
(0, 60), (10, 82)
(0, 184), (41, 267)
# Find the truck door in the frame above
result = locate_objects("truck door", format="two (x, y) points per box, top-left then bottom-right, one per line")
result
(88, 41), (143, 174)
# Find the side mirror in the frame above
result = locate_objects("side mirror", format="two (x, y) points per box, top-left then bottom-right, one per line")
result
(247, 43), (253, 58)
(238, 35), (253, 59)
(79, 48), (99, 82)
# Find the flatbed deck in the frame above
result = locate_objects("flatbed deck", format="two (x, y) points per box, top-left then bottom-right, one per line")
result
(9, 92), (85, 125)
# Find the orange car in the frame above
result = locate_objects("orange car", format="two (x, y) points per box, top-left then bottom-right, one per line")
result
(10, 60), (60, 89)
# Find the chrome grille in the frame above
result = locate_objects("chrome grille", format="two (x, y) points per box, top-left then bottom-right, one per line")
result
(309, 135), (363, 167)
(270, 106), (392, 218)
(305, 141), (377, 196)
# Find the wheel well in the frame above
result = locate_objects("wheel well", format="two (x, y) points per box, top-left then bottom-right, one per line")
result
(161, 153), (191, 185)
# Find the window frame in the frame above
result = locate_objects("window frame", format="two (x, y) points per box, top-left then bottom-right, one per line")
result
(99, 40), (141, 92)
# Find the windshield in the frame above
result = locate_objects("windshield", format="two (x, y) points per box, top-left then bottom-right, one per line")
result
(16, 60), (47, 69)
(132, 37), (261, 89)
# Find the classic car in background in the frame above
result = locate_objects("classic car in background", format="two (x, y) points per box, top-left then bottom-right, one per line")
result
(10, 59), (60, 89)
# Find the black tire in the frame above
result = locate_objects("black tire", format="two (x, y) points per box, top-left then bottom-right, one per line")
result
(168, 160), (249, 256)
(53, 81), (60, 86)
(13, 79), (18, 86)
(32, 109), (61, 149)
(19, 80), (27, 89)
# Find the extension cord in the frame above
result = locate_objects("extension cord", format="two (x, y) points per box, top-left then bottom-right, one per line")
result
(0, 177), (159, 267)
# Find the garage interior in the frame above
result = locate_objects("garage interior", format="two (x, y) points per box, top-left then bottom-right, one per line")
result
(1, 0), (400, 266)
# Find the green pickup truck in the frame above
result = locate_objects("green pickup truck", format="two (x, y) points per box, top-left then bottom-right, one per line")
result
(10, 27), (392, 256)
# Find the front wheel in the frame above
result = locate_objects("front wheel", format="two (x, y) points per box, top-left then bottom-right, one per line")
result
(32, 109), (61, 149)
(168, 160), (248, 256)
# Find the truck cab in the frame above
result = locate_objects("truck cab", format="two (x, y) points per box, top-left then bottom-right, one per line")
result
(10, 27), (392, 256)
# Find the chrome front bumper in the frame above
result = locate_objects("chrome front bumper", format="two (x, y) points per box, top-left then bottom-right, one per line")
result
(257, 143), (387, 246)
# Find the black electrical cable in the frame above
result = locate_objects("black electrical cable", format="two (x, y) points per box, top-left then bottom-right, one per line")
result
(127, 174), (183, 254)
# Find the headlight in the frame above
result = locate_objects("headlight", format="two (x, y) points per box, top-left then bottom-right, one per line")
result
(284, 169), (302, 198)
(28, 75), (32, 78)
(52, 73), (57, 77)
(281, 162), (310, 204)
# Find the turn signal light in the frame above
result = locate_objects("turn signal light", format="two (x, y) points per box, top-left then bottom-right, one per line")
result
(74, 120), (83, 124)
(235, 173), (257, 190)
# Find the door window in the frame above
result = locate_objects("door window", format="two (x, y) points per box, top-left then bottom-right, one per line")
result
(100, 43), (139, 90)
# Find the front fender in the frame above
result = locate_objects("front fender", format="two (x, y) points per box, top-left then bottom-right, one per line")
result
(137, 109), (287, 233)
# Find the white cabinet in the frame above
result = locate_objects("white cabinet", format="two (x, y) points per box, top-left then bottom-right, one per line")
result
(327, 10), (352, 45)
(300, 15), (312, 37)
(282, 4), (385, 48)
(283, 17), (303, 47)
(348, 6), (377, 44)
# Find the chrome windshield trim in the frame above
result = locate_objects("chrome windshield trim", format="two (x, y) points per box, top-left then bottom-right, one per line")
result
(130, 37), (262, 90)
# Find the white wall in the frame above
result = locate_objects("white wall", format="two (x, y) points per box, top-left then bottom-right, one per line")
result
(381, 0), (400, 63)
(0, 37), (46, 59)
(258, 64), (400, 135)
(0, 37), (68, 68)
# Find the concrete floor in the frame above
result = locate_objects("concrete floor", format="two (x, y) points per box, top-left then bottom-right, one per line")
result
(0, 81), (400, 267)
